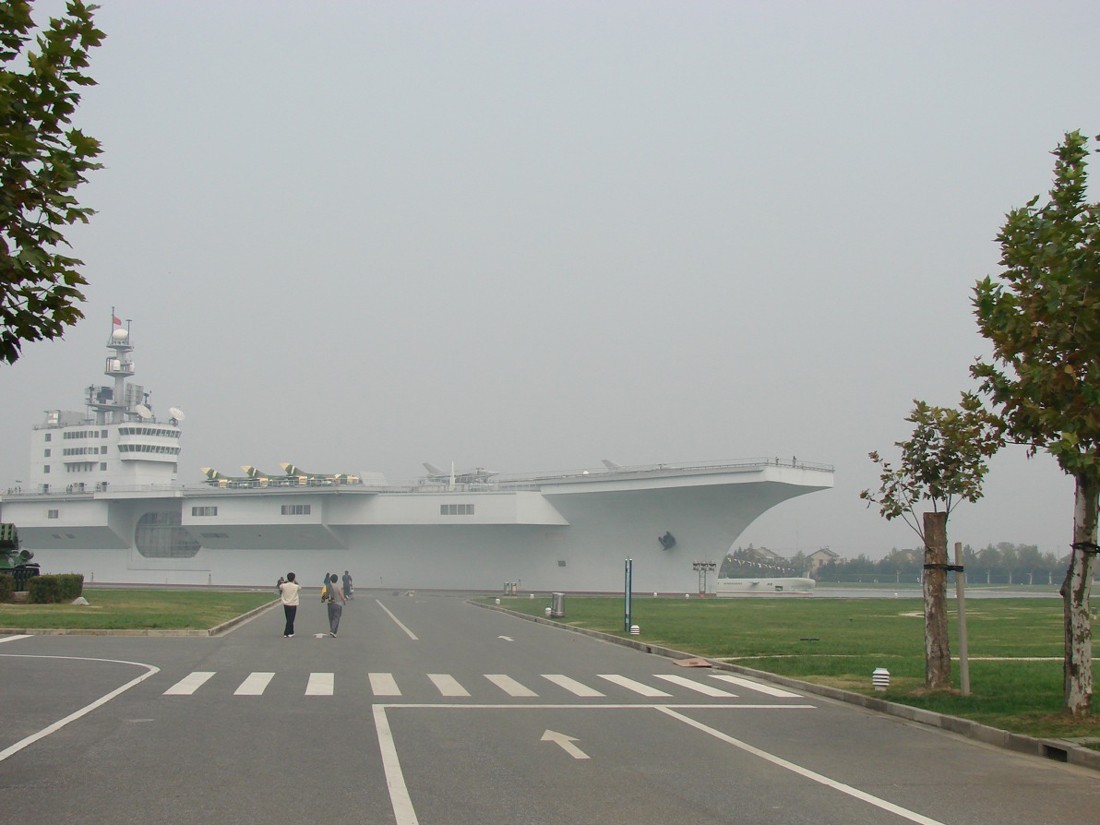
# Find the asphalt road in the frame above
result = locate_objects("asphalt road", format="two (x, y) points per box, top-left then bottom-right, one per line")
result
(1, 592), (1098, 824)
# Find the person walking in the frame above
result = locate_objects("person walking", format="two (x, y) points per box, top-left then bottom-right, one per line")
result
(325, 572), (346, 637)
(279, 572), (301, 637)
(341, 570), (353, 601)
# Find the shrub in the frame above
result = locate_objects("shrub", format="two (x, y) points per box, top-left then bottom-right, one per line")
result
(0, 573), (12, 603)
(57, 573), (84, 600)
(27, 575), (61, 604)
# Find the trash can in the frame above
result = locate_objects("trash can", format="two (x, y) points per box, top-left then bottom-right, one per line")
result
(550, 592), (565, 618)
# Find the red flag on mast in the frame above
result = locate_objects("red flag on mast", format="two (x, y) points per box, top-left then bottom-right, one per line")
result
(112, 314), (121, 326)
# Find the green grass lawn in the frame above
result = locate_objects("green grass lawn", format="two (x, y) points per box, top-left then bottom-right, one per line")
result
(492, 594), (1100, 743)
(0, 588), (275, 630)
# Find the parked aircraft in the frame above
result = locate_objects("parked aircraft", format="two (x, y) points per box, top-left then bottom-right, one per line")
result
(422, 462), (498, 484)
(241, 466), (278, 484)
(201, 467), (262, 488)
(280, 463), (361, 485)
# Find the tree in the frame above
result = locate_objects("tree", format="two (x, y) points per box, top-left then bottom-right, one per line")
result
(861, 394), (1003, 688)
(0, 1), (103, 365)
(972, 130), (1100, 719)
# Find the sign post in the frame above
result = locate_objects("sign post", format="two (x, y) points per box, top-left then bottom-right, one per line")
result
(624, 558), (633, 632)
(954, 541), (970, 696)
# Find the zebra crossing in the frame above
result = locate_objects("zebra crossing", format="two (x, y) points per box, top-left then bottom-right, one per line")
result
(160, 669), (804, 701)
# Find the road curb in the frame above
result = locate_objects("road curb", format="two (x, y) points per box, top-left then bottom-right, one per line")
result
(0, 598), (279, 637)
(476, 600), (1100, 773)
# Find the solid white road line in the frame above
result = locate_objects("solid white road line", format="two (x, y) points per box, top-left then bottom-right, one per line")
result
(542, 674), (605, 697)
(306, 672), (335, 696)
(0, 635), (32, 644)
(0, 654), (160, 763)
(428, 673), (470, 697)
(597, 674), (672, 697)
(658, 707), (947, 825)
(373, 706), (420, 825)
(710, 673), (802, 698)
(375, 599), (419, 640)
(234, 672), (275, 696)
(485, 674), (538, 697)
(370, 672), (402, 696)
(164, 671), (215, 695)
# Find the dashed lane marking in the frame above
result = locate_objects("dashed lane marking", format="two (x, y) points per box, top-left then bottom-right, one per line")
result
(164, 671), (215, 695)
(428, 673), (469, 697)
(234, 672), (274, 696)
(306, 672), (334, 696)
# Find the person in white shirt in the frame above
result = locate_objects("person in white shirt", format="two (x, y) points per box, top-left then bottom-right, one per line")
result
(279, 572), (301, 637)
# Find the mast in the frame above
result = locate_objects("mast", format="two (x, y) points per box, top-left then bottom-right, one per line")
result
(87, 308), (137, 425)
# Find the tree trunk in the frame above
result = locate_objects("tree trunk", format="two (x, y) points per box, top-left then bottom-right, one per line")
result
(1060, 473), (1099, 719)
(923, 511), (951, 689)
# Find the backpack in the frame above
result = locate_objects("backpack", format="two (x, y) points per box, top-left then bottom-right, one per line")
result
(320, 583), (329, 602)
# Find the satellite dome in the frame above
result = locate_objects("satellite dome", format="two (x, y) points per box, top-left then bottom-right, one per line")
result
(111, 328), (129, 341)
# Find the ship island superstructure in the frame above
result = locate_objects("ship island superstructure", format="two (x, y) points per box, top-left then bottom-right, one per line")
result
(1, 315), (834, 593)
(26, 316), (183, 495)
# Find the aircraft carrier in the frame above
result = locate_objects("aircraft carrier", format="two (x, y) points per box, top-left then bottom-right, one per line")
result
(0, 315), (833, 592)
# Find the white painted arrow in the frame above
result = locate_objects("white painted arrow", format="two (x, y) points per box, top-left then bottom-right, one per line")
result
(541, 730), (590, 760)
(498, 635), (514, 641)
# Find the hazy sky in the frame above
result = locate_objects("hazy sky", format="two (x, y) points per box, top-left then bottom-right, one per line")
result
(4, 1), (1098, 561)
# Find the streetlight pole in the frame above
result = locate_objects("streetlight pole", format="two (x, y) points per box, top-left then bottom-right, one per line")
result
(692, 561), (716, 595)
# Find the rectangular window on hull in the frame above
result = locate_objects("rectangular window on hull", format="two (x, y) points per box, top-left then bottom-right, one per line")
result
(191, 506), (218, 517)
(47, 509), (59, 519)
(440, 504), (475, 515)
(280, 504), (311, 515)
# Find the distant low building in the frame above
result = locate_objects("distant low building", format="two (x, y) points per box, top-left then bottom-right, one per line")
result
(807, 547), (839, 578)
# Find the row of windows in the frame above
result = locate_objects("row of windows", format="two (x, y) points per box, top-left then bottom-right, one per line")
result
(62, 429), (108, 440)
(119, 426), (180, 439)
(44, 462), (109, 474)
(440, 504), (475, 515)
(118, 444), (181, 455)
(63, 446), (107, 456)
(193, 505), (319, 517)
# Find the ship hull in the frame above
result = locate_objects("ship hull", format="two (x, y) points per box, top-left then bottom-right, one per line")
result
(2, 462), (832, 592)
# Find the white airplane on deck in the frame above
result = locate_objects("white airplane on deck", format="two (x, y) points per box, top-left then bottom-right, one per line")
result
(422, 462), (498, 485)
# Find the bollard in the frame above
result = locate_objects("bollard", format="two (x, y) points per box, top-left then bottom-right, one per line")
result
(494, 598), (500, 605)
(630, 625), (640, 635)
(550, 592), (565, 618)
(872, 668), (890, 691)
(544, 607), (551, 617)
